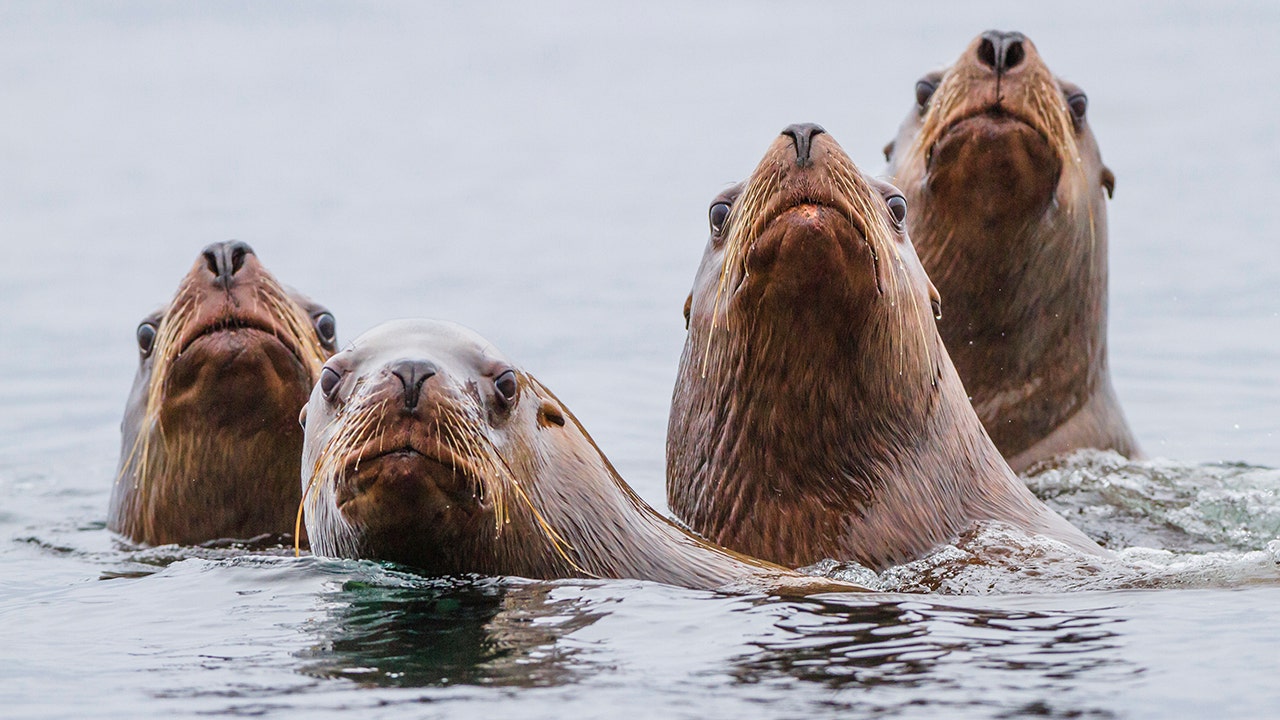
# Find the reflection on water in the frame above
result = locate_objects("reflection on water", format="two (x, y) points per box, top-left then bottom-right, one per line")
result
(735, 595), (1135, 716)
(292, 567), (1142, 716)
(299, 575), (602, 689)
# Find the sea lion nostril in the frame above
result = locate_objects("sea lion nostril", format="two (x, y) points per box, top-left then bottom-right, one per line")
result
(200, 244), (225, 278)
(781, 122), (826, 166)
(977, 36), (998, 68)
(230, 246), (247, 275)
(1004, 38), (1025, 69)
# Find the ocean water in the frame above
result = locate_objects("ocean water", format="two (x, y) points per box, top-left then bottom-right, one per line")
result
(2, 2), (1278, 718)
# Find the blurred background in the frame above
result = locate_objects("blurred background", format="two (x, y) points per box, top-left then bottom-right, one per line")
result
(2, 0), (1277, 514)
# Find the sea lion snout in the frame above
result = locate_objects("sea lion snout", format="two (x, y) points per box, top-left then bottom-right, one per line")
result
(781, 123), (826, 167)
(976, 30), (1026, 75)
(199, 240), (254, 288)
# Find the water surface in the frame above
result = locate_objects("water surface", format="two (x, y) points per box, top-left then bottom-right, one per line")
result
(2, 2), (1279, 718)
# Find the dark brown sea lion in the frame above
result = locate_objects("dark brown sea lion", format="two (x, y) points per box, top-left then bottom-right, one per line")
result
(299, 319), (863, 596)
(666, 123), (1105, 571)
(884, 30), (1140, 473)
(111, 241), (336, 546)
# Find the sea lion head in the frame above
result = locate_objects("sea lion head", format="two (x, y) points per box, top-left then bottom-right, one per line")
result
(301, 319), (596, 578)
(885, 30), (1113, 243)
(682, 123), (943, 401)
(112, 241), (336, 545)
(670, 124), (955, 567)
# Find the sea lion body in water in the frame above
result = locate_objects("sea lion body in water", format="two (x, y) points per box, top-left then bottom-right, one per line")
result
(666, 124), (1105, 571)
(111, 241), (336, 546)
(300, 319), (863, 596)
(884, 31), (1139, 473)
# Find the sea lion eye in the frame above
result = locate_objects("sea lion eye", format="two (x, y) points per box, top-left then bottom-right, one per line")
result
(1067, 93), (1088, 123)
(136, 322), (158, 358)
(709, 202), (731, 235)
(494, 370), (518, 404)
(319, 366), (342, 399)
(915, 80), (936, 110)
(886, 195), (908, 227)
(313, 312), (337, 349)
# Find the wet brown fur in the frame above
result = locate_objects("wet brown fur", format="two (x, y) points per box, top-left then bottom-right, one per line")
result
(667, 128), (1105, 571)
(111, 246), (333, 545)
(885, 32), (1139, 472)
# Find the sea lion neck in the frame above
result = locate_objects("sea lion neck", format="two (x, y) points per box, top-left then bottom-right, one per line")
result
(668, 311), (996, 569)
(917, 186), (1110, 455)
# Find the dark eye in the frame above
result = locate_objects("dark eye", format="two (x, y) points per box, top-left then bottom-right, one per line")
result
(915, 80), (936, 110)
(1067, 93), (1087, 123)
(709, 202), (731, 235)
(319, 366), (342, 399)
(313, 312), (337, 349)
(886, 195), (908, 227)
(136, 322), (158, 358)
(494, 370), (518, 404)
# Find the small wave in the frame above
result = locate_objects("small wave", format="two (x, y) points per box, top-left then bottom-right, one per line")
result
(1024, 450), (1280, 553)
(809, 522), (1280, 595)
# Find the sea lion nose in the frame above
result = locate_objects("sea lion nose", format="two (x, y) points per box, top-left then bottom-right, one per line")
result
(200, 240), (254, 285)
(977, 30), (1026, 74)
(388, 359), (439, 411)
(781, 123), (826, 167)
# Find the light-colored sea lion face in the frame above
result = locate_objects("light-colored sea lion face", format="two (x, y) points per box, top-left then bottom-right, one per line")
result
(114, 241), (336, 545)
(301, 319), (586, 577)
(886, 30), (1113, 242)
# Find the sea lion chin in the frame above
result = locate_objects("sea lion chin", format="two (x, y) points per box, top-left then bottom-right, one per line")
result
(667, 123), (1106, 571)
(110, 241), (337, 546)
(300, 318), (866, 597)
(885, 30), (1138, 472)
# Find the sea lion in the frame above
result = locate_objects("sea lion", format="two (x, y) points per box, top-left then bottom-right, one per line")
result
(666, 123), (1105, 571)
(299, 319), (863, 596)
(111, 241), (336, 546)
(884, 30), (1140, 473)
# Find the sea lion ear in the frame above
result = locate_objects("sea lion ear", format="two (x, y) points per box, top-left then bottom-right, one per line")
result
(537, 400), (566, 428)
(928, 280), (942, 320)
(1101, 166), (1116, 199)
(298, 405), (308, 429)
(882, 140), (895, 162)
(683, 293), (692, 329)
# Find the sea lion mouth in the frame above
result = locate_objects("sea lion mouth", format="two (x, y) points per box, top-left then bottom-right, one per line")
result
(931, 105), (1053, 164)
(336, 441), (489, 513)
(737, 192), (880, 297)
(764, 200), (865, 236)
(178, 316), (309, 369)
